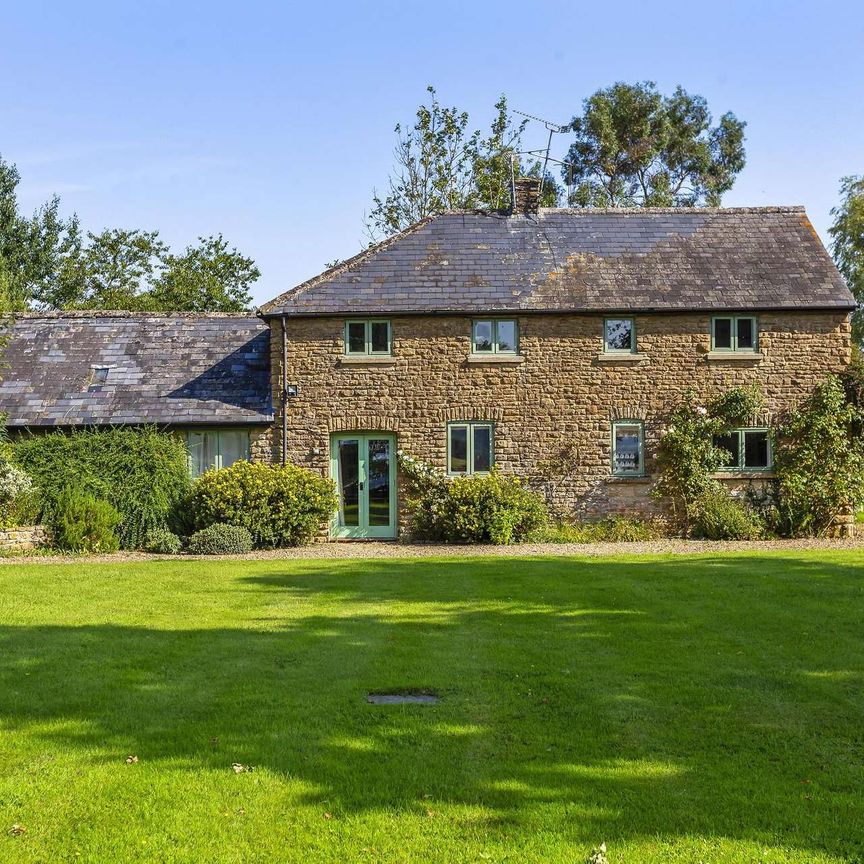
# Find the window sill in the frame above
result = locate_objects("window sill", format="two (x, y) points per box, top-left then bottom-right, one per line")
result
(706, 351), (763, 362)
(466, 353), (525, 364)
(595, 353), (647, 364)
(711, 471), (774, 480)
(338, 355), (396, 366)
(608, 474), (651, 484)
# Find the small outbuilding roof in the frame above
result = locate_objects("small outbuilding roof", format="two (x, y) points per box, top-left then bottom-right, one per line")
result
(260, 206), (854, 317)
(0, 312), (272, 427)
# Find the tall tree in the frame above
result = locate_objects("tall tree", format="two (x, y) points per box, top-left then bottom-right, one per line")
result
(66, 229), (168, 310)
(0, 154), (80, 309)
(147, 235), (258, 312)
(829, 175), (864, 344)
(367, 88), (558, 240)
(563, 82), (746, 207)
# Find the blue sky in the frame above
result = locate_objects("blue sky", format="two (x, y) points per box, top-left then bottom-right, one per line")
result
(3, 0), (863, 306)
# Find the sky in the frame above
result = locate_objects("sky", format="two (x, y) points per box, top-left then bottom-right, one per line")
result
(2, 0), (863, 307)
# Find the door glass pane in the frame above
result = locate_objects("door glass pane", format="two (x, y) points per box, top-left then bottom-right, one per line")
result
(338, 439), (360, 526)
(496, 320), (517, 353)
(370, 322), (390, 353)
(713, 432), (740, 468)
(473, 426), (492, 472)
(744, 431), (769, 468)
(473, 321), (493, 352)
(737, 318), (754, 350)
(613, 425), (641, 474)
(605, 319), (633, 351)
(713, 318), (732, 349)
(346, 322), (366, 354)
(219, 430), (249, 469)
(449, 426), (468, 473)
(367, 439), (391, 527)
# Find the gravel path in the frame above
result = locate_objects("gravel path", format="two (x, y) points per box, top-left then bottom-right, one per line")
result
(4, 537), (864, 565)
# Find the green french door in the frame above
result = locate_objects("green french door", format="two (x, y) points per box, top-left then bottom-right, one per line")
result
(330, 433), (397, 539)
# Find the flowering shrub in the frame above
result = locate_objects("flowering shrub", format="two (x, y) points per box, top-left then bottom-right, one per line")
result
(143, 527), (183, 554)
(0, 461), (39, 528)
(188, 461), (337, 548)
(653, 385), (765, 533)
(397, 451), (547, 544)
(773, 375), (864, 535)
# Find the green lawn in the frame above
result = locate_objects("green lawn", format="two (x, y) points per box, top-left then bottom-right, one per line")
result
(1, 552), (863, 863)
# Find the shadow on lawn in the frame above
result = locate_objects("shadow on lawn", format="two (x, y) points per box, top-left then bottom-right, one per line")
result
(2, 555), (863, 859)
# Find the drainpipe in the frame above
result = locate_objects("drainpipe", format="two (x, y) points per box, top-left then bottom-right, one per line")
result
(281, 315), (288, 467)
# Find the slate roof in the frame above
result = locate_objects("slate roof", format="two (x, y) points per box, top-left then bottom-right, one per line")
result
(0, 313), (272, 427)
(260, 207), (854, 316)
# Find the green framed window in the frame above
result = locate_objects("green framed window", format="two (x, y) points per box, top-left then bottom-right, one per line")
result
(344, 319), (392, 355)
(447, 422), (494, 475)
(611, 420), (644, 477)
(186, 429), (251, 478)
(604, 318), (636, 353)
(711, 316), (758, 352)
(712, 428), (771, 471)
(472, 319), (518, 354)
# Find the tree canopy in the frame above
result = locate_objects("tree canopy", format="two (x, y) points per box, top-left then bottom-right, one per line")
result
(366, 87), (558, 239)
(563, 81), (746, 207)
(0, 153), (258, 313)
(829, 175), (864, 344)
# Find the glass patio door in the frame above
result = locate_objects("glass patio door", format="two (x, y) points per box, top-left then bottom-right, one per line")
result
(330, 434), (396, 538)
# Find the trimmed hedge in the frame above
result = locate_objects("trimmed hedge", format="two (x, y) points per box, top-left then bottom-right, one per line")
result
(188, 461), (337, 548)
(143, 528), (183, 554)
(13, 427), (190, 549)
(187, 523), (253, 555)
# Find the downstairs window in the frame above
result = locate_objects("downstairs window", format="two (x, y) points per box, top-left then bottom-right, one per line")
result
(186, 429), (251, 478)
(712, 429), (771, 470)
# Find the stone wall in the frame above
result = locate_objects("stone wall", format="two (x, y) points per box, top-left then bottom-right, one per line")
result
(0, 525), (47, 551)
(264, 312), (851, 531)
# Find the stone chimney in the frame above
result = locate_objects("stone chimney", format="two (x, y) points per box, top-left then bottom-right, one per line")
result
(511, 177), (542, 216)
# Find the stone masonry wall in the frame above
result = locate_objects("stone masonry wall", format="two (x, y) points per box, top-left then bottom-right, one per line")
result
(0, 525), (47, 551)
(264, 312), (851, 532)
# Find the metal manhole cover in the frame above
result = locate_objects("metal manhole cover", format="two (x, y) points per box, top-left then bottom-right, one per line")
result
(367, 692), (440, 705)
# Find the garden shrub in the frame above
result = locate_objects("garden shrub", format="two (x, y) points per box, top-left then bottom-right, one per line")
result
(398, 453), (547, 544)
(13, 427), (189, 549)
(654, 385), (764, 533)
(0, 460), (40, 528)
(143, 527), (182, 554)
(187, 523), (253, 555)
(772, 375), (864, 535)
(691, 487), (764, 540)
(188, 461), (338, 548)
(49, 488), (120, 553)
(537, 516), (664, 543)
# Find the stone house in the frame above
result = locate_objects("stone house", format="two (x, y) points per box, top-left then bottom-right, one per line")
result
(0, 180), (855, 539)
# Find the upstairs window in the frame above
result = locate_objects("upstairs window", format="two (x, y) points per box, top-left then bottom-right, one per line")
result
(187, 429), (251, 478)
(713, 429), (771, 471)
(344, 320), (391, 355)
(612, 421), (645, 477)
(448, 422), (494, 475)
(472, 319), (518, 354)
(712, 316), (757, 352)
(604, 318), (636, 353)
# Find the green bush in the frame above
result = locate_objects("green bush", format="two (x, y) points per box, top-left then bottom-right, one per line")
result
(433, 471), (547, 545)
(187, 523), (253, 555)
(691, 488), (764, 540)
(143, 528), (182, 554)
(13, 427), (190, 549)
(0, 460), (40, 528)
(188, 461), (337, 548)
(49, 488), (121, 553)
(773, 375), (864, 535)
(538, 516), (664, 543)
